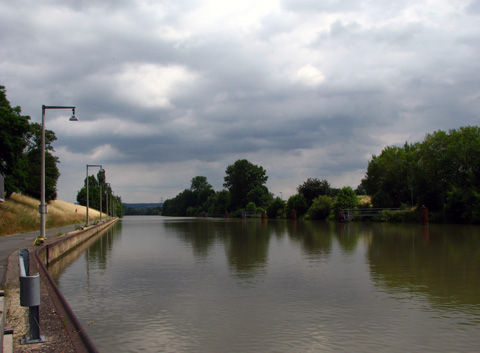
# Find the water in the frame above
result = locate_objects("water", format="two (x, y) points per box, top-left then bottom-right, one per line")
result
(52, 216), (480, 352)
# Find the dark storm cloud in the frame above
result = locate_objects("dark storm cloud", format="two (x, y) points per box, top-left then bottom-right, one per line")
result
(1, 0), (480, 201)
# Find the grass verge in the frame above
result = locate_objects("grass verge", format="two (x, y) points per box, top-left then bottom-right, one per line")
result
(0, 193), (105, 236)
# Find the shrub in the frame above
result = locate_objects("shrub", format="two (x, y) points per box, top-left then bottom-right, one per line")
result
(246, 202), (257, 213)
(267, 197), (285, 219)
(308, 195), (333, 220)
(286, 194), (308, 218)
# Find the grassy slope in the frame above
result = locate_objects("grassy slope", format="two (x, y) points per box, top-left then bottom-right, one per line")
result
(0, 193), (105, 236)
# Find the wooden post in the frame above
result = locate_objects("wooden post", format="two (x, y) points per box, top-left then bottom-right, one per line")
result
(421, 205), (429, 224)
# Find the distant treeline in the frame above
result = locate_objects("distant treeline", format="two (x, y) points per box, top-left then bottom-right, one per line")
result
(163, 126), (480, 224)
(123, 203), (163, 215)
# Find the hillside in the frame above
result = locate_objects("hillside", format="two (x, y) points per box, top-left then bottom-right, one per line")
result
(0, 193), (105, 236)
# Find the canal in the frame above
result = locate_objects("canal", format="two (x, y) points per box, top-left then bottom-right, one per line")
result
(51, 216), (480, 352)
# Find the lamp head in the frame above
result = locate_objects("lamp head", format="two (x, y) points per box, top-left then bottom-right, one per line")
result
(69, 108), (78, 121)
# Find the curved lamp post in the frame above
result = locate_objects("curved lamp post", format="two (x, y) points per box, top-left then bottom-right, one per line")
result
(105, 183), (110, 219)
(86, 164), (103, 226)
(40, 105), (77, 240)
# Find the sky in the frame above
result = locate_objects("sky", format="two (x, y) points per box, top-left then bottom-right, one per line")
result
(1, 0), (480, 203)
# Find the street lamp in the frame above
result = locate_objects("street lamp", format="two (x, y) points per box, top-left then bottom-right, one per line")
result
(39, 105), (77, 240)
(86, 164), (102, 226)
(105, 183), (110, 219)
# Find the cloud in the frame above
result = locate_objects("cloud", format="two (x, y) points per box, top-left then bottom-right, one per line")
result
(1, 0), (480, 202)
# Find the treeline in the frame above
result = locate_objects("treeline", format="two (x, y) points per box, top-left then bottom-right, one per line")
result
(360, 126), (480, 223)
(124, 206), (162, 215)
(76, 172), (124, 217)
(0, 85), (60, 201)
(162, 159), (361, 220)
(163, 126), (480, 224)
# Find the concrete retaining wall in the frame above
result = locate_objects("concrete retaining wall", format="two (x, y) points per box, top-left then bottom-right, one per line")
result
(37, 218), (118, 267)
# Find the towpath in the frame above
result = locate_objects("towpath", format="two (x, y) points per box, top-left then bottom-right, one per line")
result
(0, 223), (83, 288)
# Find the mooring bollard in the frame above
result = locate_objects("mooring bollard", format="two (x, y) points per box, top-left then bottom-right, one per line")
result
(18, 249), (45, 344)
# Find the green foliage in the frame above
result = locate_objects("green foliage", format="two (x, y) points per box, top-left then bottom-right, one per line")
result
(246, 185), (272, 208)
(77, 175), (102, 209)
(334, 186), (359, 211)
(162, 176), (216, 216)
(361, 143), (418, 208)
(76, 173), (123, 217)
(297, 178), (331, 207)
(444, 187), (480, 224)
(286, 194), (308, 218)
(361, 126), (480, 223)
(0, 85), (30, 196)
(124, 206), (162, 216)
(190, 176), (214, 208)
(223, 159), (268, 209)
(307, 195), (333, 220)
(246, 202), (257, 212)
(24, 148), (60, 202)
(206, 190), (231, 215)
(267, 197), (285, 219)
(379, 209), (420, 223)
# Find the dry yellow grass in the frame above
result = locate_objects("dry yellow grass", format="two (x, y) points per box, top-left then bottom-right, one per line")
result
(358, 195), (372, 206)
(0, 193), (106, 236)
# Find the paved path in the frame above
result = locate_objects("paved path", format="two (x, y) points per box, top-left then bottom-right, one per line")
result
(0, 223), (83, 288)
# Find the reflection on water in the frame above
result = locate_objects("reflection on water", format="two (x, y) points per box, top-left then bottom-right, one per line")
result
(54, 217), (480, 352)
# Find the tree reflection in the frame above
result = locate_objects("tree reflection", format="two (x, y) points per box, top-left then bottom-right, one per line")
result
(164, 220), (219, 259)
(225, 220), (270, 278)
(367, 224), (480, 307)
(288, 221), (333, 258)
(334, 223), (361, 253)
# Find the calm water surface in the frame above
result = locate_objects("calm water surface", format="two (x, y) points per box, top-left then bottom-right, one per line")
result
(52, 216), (480, 352)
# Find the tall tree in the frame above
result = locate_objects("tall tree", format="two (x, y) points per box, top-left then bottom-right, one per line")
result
(23, 122), (60, 202)
(77, 175), (101, 209)
(223, 159), (268, 209)
(0, 85), (30, 197)
(297, 178), (331, 207)
(190, 175), (214, 210)
(334, 186), (359, 211)
(361, 143), (418, 208)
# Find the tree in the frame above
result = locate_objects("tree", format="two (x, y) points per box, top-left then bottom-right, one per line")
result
(246, 185), (272, 208)
(77, 175), (101, 209)
(361, 143), (418, 208)
(190, 176), (214, 210)
(24, 147), (60, 201)
(23, 122), (60, 202)
(0, 85), (30, 197)
(267, 197), (285, 219)
(161, 189), (195, 216)
(223, 159), (268, 209)
(297, 178), (331, 207)
(308, 195), (333, 220)
(206, 190), (231, 214)
(286, 194), (308, 218)
(334, 186), (359, 212)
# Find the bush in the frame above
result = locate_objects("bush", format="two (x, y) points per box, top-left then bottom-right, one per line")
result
(267, 197), (285, 219)
(246, 202), (257, 212)
(380, 209), (419, 223)
(286, 194), (308, 218)
(334, 186), (359, 211)
(307, 195), (333, 220)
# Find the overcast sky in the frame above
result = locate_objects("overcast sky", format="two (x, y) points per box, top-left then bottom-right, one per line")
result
(1, 0), (480, 203)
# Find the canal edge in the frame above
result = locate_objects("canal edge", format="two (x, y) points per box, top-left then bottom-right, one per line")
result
(3, 218), (117, 352)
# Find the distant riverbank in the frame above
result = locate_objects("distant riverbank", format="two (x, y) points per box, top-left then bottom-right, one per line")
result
(0, 193), (105, 236)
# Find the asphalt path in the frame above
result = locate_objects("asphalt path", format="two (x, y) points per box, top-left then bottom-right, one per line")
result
(0, 223), (83, 288)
